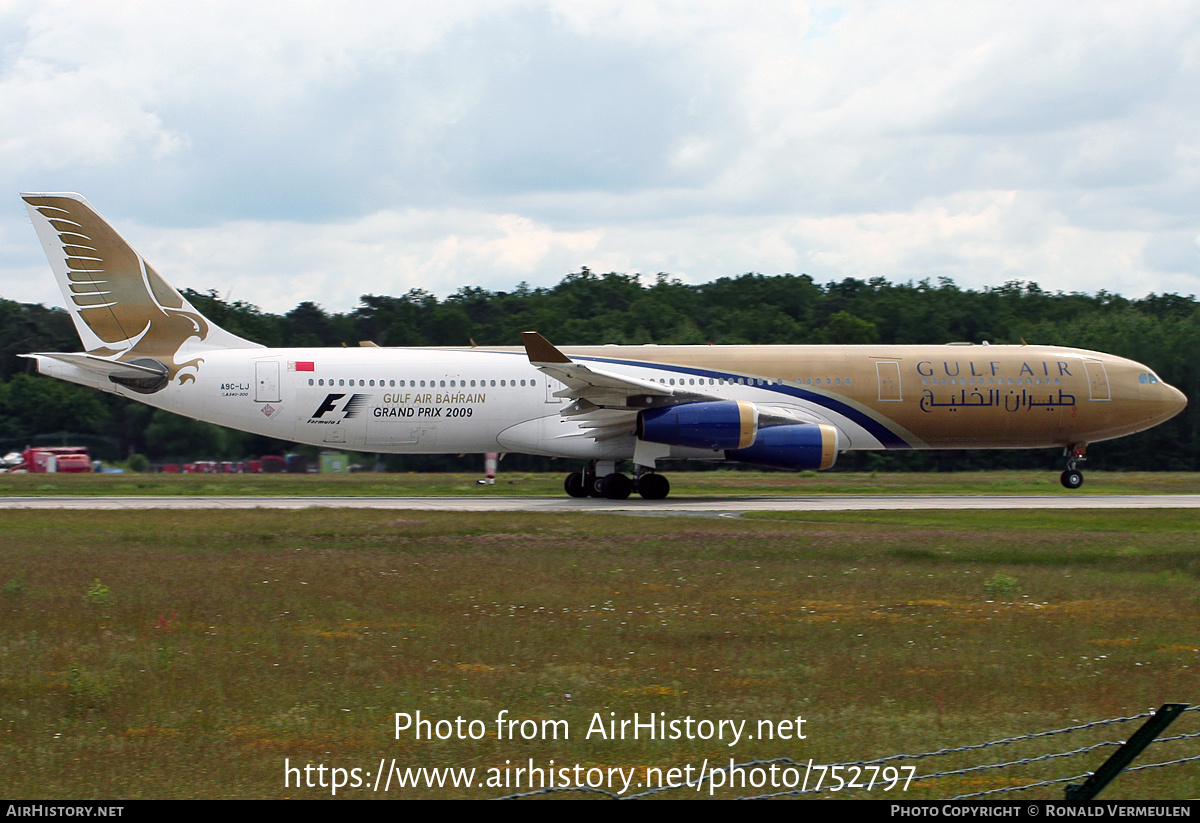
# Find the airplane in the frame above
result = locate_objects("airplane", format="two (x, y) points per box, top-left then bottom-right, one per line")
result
(19, 192), (1188, 500)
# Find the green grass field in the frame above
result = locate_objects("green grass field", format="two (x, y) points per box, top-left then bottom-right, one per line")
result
(3, 468), (1200, 496)
(1, 504), (1197, 799)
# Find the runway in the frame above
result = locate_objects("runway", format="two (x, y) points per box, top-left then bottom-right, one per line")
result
(1, 494), (1198, 514)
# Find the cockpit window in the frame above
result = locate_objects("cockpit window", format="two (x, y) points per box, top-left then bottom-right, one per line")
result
(1138, 372), (1161, 384)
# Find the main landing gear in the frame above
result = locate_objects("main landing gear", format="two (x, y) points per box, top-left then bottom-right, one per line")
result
(564, 462), (671, 500)
(1061, 444), (1087, 489)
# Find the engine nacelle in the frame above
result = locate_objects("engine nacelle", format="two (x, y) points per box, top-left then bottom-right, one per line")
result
(726, 423), (840, 470)
(637, 401), (758, 450)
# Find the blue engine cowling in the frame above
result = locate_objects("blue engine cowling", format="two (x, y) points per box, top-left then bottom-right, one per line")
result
(637, 401), (758, 450)
(726, 423), (840, 470)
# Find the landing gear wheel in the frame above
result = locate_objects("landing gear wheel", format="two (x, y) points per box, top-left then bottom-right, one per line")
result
(600, 472), (633, 500)
(637, 473), (670, 500)
(564, 472), (588, 498)
(1061, 444), (1087, 490)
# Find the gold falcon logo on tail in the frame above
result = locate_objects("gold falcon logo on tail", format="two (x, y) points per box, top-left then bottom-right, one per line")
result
(22, 193), (259, 388)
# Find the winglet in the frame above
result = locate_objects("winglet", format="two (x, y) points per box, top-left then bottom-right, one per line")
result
(522, 331), (571, 364)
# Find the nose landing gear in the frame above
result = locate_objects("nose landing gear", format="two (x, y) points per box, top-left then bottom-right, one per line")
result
(1061, 444), (1087, 489)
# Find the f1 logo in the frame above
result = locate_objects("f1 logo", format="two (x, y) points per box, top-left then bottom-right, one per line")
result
(311, 393), (370, 419)
(312, 393), (345, 418)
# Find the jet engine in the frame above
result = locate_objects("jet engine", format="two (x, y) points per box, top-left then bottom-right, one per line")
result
(636, 401), (758, 450)
(637, 400), (840, 470)
(726, 423), (840, 470)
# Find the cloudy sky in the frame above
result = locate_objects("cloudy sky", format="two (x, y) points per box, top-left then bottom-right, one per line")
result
(2, 0), (1198, 314)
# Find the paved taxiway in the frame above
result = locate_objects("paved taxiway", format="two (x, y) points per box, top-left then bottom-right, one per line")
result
(1, 494), (1197, 514)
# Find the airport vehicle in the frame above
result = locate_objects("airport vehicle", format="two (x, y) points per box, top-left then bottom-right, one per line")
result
(20, 193), (1187, 499)
(7, 446), (92, 473)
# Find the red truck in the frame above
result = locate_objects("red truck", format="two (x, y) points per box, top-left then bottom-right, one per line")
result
(19, 446), (92, 473)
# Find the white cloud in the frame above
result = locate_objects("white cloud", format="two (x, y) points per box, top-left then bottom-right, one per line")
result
(125, 207), (605, 312)
(3, 0), (1200, 316)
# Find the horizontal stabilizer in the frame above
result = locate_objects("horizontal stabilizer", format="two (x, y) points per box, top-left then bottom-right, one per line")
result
(22, 352), (167, 380)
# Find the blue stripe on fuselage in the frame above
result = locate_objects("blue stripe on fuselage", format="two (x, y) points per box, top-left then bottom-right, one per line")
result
(575, 355), (912, 450)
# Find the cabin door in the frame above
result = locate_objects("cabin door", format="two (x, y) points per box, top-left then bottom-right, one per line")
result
(255, 360), (281, 403)
(1084, 361), (1110, 401)
(875, 362), (902, 402)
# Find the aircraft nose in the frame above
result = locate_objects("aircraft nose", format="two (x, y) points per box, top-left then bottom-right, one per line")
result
(1165, 383), (1188, 418)
(1145, 382), (1189, 427)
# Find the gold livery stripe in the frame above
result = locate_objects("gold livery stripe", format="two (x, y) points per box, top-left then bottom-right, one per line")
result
(737, 401), (756, 449)
(819, 425), (837, 469)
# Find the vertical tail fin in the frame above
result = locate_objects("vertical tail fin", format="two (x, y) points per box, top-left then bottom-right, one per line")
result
(22, 193), (261, 383)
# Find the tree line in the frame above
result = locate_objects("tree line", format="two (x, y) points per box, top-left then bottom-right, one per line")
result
(1, 270), (1196, 471)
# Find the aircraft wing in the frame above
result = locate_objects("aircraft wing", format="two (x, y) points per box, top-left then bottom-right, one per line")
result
(522, 332), (718, 441)
(522, 332), (678, 402)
